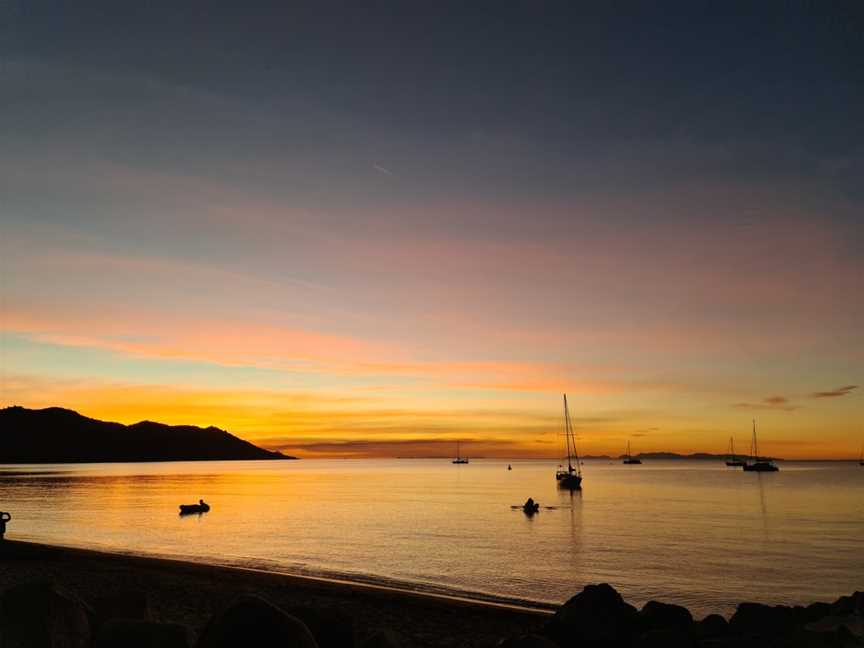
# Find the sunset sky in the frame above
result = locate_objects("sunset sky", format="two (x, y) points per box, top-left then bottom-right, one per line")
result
(2, 2), (862, 458)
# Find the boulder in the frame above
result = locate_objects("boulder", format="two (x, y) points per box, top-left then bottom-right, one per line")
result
(831, 594), (864, 617)
(640, 601), (694, 633)
(0, 581), (92, 648)
(361, 630), (401, 648)
(94, 619), (189, 648)
(698, 637), (760, 648)
(834, 624), (864, 647)
(91, 590), (152, 627)
(806, 615), (864, 639)
(498, 635), (560, 647)
(284, 605), (356, 648)
(637, 628), (693, 648)
(545, 584), (639, 648)
(195, 595), (318, 648)
(803, 603), (833, 625)
(729, 603), (797, 638)
(694, 615), (728, 640)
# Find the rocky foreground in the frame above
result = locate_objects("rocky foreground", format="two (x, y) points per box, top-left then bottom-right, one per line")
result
(0, 541), (861, 648)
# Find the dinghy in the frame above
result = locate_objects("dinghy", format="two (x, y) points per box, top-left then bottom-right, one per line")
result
(179, 499), (210, 515)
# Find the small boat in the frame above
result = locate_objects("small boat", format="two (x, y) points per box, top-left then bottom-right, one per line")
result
(622, 441), (642, 465)
(859, 445), (863, 467)
(452, 441), (469, 464)
(507, 464), (512, 470)
(555, 394), (583, 489)
(179, 499), (210, 515)
(742, 421), (779, 472)
(522, 498), (540, 515)
(725, 437), (746, 467)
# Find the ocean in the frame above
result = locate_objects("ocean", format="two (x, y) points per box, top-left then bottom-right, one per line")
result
(1, 458), (861, 616)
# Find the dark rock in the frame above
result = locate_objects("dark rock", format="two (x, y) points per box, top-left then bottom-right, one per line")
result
(545, 584), (639, 648)
(361, 630), (401, 648)
(694, 615), (728, 640)
(94, 619), (189, 648)
(637, 628), (693, 648)
(0, 581), (92, 648)
(806, 615), (864, 640)
(195, 595), (318, 648)
(284, 605), (356, 648)
(92, 590), (152, 627)
(803, 603), (833, 625)
(640, 601), (694, 633)
(729, 603), (797, 638)
(698, 637), (761, 648)
(831, 593), (864, 617)
(834, 624), (864, 647)
(498, 635), (560, 647)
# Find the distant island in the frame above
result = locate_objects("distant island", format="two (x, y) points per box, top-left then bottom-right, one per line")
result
(615, 452), (783, 461)
(0, 406), (295, 463)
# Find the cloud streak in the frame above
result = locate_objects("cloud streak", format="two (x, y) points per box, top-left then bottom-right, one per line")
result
(732, 395), (799, 411)
(810, 385), (858, 398)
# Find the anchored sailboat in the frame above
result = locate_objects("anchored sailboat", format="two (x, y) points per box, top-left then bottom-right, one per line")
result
(622, 440), (642, 465)
(452, 441), (469, 464)
(725, 437), (746, 467)
(742, 420), (778, 472)
(555, 394), (583, 489)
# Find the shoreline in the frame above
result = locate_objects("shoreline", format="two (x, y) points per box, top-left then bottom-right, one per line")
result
(2, 540), (861, 647)
(4, 538), (556, 615)
(0, 540), (548, 647)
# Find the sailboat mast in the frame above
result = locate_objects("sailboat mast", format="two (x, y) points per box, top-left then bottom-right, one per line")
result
(752, 420), (758, 461)
(563, 394), (573, 471)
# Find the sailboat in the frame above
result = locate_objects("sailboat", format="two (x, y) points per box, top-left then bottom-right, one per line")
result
(452, 441), (469, 464)
(555, 394), (583, 489)
(622, 440), (642, 465)
(742, 420), (778, 472)
(725, 437), (746, 467)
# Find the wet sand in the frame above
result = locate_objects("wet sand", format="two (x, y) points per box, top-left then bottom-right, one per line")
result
(0, 540), (548, 647)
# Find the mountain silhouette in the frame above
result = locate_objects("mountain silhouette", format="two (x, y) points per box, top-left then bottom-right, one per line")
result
(0, 406), (295, 463)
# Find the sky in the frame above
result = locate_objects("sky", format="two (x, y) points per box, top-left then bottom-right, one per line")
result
(1, 2), (862, 458)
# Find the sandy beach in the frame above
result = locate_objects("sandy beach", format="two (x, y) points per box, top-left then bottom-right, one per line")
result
(0, 540), (547, 647)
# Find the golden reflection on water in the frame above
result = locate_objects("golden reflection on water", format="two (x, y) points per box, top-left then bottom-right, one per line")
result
(1, 459), (862, 616)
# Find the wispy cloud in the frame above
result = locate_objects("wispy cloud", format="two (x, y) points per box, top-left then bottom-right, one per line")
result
(631, 427), (659, 437)
(372, 163), (393, 176)
(810, 385), (858, 398)
(732, 395), (798, 411)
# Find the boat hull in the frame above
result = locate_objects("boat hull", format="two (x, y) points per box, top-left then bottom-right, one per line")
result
(623, 459), (642, 465)
(742, 462), (778, 472)
(179, 504), (210, 515)
(557, 474), (582, 489)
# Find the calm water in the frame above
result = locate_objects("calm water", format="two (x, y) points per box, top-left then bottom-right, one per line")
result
(1, 459), (862, 616)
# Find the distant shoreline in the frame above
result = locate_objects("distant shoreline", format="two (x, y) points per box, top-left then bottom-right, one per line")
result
(5, 457), (864, 464)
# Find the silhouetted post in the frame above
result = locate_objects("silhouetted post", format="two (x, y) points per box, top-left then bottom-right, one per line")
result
(0, 512), (10, 539)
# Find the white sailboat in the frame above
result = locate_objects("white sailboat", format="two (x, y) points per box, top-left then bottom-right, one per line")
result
(452, 441), (469, 464)
(742, 420), (778, 472)
(555, 394), (583, 489)
(622, 440), (642, 465)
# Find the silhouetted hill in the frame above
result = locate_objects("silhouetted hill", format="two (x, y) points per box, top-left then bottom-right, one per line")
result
(615, 452), (783, 461)
(0, 406), (295, 463)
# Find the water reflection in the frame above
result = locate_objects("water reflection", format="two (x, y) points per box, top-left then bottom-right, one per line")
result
(0, 459), (861, 616)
